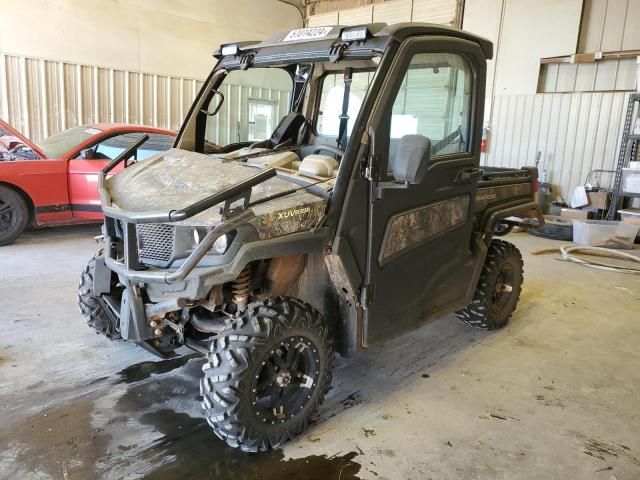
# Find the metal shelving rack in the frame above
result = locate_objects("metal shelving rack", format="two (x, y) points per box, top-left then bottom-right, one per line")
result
(607, 93), (640, 220)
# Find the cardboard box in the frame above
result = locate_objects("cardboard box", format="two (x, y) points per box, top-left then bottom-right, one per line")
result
(560, 208), (591, 219)
(586, 191), (610, 210)
(619, 208), (640, 226)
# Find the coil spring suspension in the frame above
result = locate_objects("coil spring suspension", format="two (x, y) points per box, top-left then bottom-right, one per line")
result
(232, 264), (252, 312)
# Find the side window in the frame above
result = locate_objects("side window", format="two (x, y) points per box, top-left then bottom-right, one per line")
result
(316, 71), (373, 140)
(389, 53), (472, 160)
(93, 133), (174, 160)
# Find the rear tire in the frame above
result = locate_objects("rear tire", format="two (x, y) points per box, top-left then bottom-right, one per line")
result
(200, 297), (334, 452)
(77, 251), (121, 339)
(0, 185), (29, 246)
(456, 240), (523, 330)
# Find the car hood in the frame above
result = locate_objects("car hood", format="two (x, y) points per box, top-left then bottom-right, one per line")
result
(107, 148), (331, 237)
(0, 119), (44, 161)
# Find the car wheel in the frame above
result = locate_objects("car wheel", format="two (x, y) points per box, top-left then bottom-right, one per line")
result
(0, 185), (29, 246)
(200, 297), (334, 452)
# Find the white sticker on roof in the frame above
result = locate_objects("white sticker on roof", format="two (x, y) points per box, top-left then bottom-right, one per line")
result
(283, 27), (332, 42)
(84, 128), (102, 135)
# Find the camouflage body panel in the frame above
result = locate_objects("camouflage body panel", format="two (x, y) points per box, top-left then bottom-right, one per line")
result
(473, 183), (531, 211)
(106, 148), (331, 239)
(380, 195), (469, 262)
(249, 199), (326, 240)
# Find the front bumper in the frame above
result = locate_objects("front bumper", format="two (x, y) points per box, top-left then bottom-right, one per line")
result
(100, 209), (254, 342)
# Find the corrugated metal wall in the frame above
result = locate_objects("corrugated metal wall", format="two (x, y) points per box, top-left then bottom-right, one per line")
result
(484, 92), (630, 199)
(307, 0), (459, 27)
(0, 52), (204, 143)
(538, 0), (640, 94)
(538, 59), (638, 93)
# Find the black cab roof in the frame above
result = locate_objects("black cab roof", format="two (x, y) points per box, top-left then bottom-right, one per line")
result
(214, 22), (493, 67)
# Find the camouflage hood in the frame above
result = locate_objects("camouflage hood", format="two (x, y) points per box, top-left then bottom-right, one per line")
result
(107, 148), (330, 238)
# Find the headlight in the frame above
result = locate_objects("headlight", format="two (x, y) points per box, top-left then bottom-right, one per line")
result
(189, 227), (207, 249)
(185, 227), (232, 255)
(213, 234), (229, 254)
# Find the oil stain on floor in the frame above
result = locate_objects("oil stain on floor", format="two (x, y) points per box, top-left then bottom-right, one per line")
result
(0, 355), (363, 480)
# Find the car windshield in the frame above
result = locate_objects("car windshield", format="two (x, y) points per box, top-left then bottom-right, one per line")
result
(95, 132), (175, 160)
(38, 126), (98, 158)
(203, 68), (293, 148)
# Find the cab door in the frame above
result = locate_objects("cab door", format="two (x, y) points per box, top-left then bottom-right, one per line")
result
(363, 36), (487, 344)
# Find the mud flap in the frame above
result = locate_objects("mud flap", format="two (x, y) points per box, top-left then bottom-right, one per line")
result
(120, 287), (154, 341)
(92, 255), (112, 297)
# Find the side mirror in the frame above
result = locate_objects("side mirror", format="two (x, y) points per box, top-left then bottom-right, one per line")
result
(80, 148), (95, 160)
(390, 134), (432, 184)
(200, 89), (225, 117)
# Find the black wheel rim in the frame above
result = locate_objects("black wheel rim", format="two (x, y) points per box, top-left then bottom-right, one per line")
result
(491, 264), (514, 314)
(0, 200), (16, 234)
(251, 336), (320, 424)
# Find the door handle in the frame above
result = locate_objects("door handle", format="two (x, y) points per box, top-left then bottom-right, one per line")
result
(455, 167), (483, 184)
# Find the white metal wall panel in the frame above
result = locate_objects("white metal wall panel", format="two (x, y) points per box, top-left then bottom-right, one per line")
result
(540, 0), (640, 94)
(307, 11), (339, 26)
(484, 92), (629, 200)
(372, 0), (411, 24)
(307, 0), (457, 30)
(0, 52), (203, 143)
(411, 0), (457, 25)
(540, 58), (637, 93)
(338, 5), (374, 25)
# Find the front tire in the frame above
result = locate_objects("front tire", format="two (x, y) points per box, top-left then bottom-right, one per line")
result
(200, 297), (334, 452)
(77, 252), (121, 339)
(456, 240), (523, 330)
(0, 185), (29, 246)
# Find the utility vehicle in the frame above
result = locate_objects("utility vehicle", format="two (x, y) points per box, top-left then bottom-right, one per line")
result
(79, 22), (542, 451)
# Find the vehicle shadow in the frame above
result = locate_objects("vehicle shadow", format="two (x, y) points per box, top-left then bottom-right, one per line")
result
(0, 311), (486, 480)
(103, 314), (484, 479)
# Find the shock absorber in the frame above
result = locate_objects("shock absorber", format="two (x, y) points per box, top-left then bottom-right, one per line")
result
(232, 264), (252, 313)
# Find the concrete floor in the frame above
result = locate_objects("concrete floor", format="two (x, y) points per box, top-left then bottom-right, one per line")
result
(1, 225), (639, 480)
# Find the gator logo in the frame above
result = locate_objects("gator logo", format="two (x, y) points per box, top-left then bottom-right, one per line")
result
(277, 206), (311, 220)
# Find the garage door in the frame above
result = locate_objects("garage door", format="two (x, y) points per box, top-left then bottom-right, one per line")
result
(308, 0), (459, 27)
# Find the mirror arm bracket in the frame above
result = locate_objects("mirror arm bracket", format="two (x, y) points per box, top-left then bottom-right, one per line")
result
(374, 181), (409, 200)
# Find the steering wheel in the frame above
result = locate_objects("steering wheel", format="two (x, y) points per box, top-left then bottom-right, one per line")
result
(311, 145), (344, 160)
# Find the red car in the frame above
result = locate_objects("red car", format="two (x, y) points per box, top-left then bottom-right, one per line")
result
(0, 121), (175, 245)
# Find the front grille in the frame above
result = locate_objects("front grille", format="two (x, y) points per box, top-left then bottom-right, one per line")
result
(136, 223), (175, 262)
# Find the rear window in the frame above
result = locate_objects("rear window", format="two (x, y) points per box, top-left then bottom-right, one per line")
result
(316, 71), (374, 139)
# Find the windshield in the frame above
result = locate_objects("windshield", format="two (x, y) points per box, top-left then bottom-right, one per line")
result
(38, 126), (97, 158)
(204, 68), (293, 147)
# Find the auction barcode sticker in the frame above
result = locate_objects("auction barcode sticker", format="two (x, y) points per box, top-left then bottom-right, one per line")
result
(283, 27), (333, 42)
